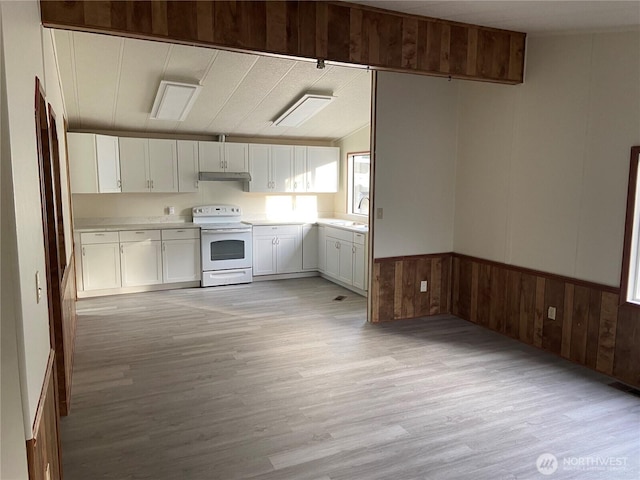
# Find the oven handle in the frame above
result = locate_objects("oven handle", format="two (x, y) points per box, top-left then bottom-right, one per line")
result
(201, 228), (252, 234)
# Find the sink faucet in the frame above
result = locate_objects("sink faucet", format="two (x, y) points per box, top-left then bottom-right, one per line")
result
(357, 195), (369, 210)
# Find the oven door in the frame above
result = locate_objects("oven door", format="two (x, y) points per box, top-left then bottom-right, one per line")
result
(201, 228), (252, 271)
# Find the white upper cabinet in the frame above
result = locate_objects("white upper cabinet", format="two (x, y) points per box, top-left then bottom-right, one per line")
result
(224, 143), (249, 173)
(248, 144), (271, 193)
(293, 146), (307, 192)
(271, 145), (294, 192)
(119, 137), (149, 192)
(249, 144), (295, 193)
(120, 137), (178, 193)
(177, 140), (199, 193)
(306, 146), (339, 193)
(198, 141), (224, 172)
(199, 141), (248, 173)
(148, 139), (178, 192)
(68, 133), (121, 193)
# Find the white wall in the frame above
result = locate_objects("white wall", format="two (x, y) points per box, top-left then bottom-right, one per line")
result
(373, 72), (458, 258)
(0, 0), (71, 437)
(72, 184), (336, 222)
(334, 125), (371, 221)
(454, 31), (640, 286)
(0, 4), (30, 476)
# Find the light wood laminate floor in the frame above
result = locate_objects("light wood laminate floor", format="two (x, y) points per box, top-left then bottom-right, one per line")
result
(62, 277), (640, 480)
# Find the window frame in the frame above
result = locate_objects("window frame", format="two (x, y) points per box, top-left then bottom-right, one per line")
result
(347, 151), (371, 217)
(620, 146), (640, 307)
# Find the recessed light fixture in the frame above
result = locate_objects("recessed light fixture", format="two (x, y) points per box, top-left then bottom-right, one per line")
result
(150, 80), (202, 121)
(273, 93), (334, 128)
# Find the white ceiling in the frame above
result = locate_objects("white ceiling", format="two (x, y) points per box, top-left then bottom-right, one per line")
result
(52, 1), (639, 141)
(350, 1), (640, 34)
(52, 30), (372, 142)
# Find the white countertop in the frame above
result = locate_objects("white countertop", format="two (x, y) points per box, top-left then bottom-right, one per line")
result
(75, 223), (200, 233)
(244, 218), (368, 233)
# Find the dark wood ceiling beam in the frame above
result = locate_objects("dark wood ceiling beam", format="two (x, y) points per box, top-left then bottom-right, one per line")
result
(40, 0), (526, 84)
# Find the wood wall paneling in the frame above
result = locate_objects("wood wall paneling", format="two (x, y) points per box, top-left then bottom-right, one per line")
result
(26, 350), (62, 480)
(451, 254), (639, 389)
(59, 256), (78, 416)
(371, 254), (452, 323)
(39, 1), (526, 84)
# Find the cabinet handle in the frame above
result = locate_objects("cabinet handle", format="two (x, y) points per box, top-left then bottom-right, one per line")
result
(120, 245), (124, 254)
(272, 237), (276, 245)
(117, 179), (121, 188)
(82, 247), (85, 256)
(146, 180), (150, 188)
(195, 180), (199, 189)
(294, 182), (297, 190)
(151, 180), (154, 189)
(276, 238), (280, 245)
(94, 233), (104, 236)
(352, 245), (356, 254)
(135, 231), (145, 234)
(176, 230), (184, 233)
(225, 160), (228, 169)
(220, 160), (224, 169)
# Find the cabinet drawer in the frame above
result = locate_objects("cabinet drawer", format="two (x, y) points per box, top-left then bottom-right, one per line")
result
(80, 231), (119, 244)
(353, 233), (366, 245)
(325, 226), (353, 243)
(162, 228), (200, 240)
(253, 225), (300, 236)
(119, 229), (161, 242)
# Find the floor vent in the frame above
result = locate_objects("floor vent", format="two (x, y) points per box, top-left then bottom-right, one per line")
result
(609, 382), (640, 397)
(333, 295), (346, 301)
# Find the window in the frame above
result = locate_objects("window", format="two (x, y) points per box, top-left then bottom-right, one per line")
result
(621, 146), (640, 305)
(347, 152), (370, 216)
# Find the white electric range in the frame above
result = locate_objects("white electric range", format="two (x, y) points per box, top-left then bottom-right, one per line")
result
(193, 205), (253, 287)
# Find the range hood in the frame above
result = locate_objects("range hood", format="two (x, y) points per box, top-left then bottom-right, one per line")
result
(199, 171), (251, 182)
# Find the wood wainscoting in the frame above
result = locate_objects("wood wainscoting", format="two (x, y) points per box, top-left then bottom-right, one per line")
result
(452, 254), (640, 388)
(57, 256), (78, 416)
(26, 350), (62, 480)
(40, 1), (526, 85)
(371, 253), (452, 322)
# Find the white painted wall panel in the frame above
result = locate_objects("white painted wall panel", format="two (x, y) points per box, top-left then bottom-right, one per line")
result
(455, 82), (516, 262)
(373, 72), (457, 258)
(454, 32), (640, 286)
(575, 31), (640, 285)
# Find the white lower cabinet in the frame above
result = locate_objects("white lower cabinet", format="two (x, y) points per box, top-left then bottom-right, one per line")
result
(78, 227), (200, 295)
(323, 227), (368, 292)
(120, 233), (163, 287)
(302, 224), (318, 271)
(81, 234), (122, 291)
(252, 225), (302, 276)
(162, 229), (200, 283)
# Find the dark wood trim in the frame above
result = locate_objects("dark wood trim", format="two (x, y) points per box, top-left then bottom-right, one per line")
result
(453, 253), (620, 295)
(619, 146), (640, 307)
(375, 252), (454, 263)
(39, 0), (526, 84)
(26, 349), (62, 480)
(47, 104), (67, 274)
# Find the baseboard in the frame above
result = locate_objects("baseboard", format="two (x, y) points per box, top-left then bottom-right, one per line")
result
(77, 281), (200, 298)
(253, 271), (319, 282)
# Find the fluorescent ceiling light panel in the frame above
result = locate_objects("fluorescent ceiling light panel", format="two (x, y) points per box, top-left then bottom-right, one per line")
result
(273, 94), (334, 127)
(150, 80), (202, 121)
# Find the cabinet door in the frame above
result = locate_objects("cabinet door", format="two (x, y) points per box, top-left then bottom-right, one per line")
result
(119, 137), (149, 192)
(95, 134), (121, 193)
(81, 243), (121, 290)
(293, 146), (307, 192)
(271, 145), (294, 192)
(68, 132), (98, 193)
(338, 240), (354, 285)
(253, 235), (277, 276)
(352, 243), (366, 290)
(198, 141), (224, 172)
(162, 239), (200, 283)
(248, 144), (271, 192)
(177, 140), (199, 192)
(324, 238), (340, 279)
(276, 233), (302, 273)
(120, 241), (163, 286)
(224, 143), (248, 172)
(318, 226), (326, 273)
(302, 224), (318, 271)
(148, 139), (178, 192)
(307, 146), (339, 193)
